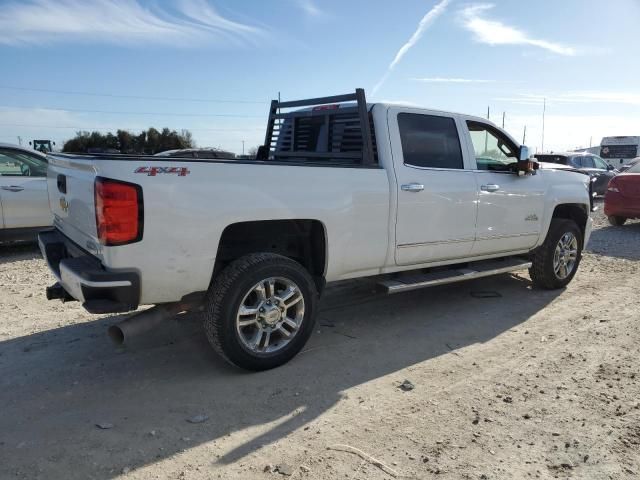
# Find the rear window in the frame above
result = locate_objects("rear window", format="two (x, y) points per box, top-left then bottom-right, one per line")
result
(398, 113), (463, 169)
(273, 110), (378, 165)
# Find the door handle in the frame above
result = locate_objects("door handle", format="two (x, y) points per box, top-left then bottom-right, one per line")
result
(1, 186), (24, 192)
(480, 184), (500, 192)
(401, 183), (424, 192)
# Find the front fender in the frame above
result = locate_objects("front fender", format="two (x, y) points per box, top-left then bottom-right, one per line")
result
(534, 171), (591, 249)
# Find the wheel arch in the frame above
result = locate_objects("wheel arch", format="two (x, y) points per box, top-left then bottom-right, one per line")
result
(551, 203), (589, 241)
(212, 219), (327, 291)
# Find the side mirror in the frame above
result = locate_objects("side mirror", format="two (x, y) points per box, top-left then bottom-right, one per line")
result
(516, 146), (538, 176)
(606, 164), (614, 171)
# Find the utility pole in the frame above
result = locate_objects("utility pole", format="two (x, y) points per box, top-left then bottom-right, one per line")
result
(589, 136), (593, 148)
(541, 97), (546, 152)
(502, 112), (505, 129)
(242, 140), (245, 155)
(523, 125), (527, 144)
(17, 136), (22, 146)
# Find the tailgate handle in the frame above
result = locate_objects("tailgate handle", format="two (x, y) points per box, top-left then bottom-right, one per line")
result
(1, 185), (24, 192)
(57, 174), (67, 194)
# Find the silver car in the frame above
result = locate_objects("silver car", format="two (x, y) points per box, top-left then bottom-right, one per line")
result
(0, 143), (52, 242)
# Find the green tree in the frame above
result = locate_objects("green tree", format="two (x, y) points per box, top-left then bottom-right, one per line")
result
(63, 127), (195, 154)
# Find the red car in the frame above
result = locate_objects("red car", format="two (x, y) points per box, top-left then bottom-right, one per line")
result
(604, 161), (640, 225)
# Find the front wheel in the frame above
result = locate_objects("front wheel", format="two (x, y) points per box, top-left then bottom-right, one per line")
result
(608, 215), (626, 226)
(529, 219), (583, 290)
(203, 253), (318, 371)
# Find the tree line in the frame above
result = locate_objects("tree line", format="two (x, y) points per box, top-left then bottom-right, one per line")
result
(62, 128), (195, 154)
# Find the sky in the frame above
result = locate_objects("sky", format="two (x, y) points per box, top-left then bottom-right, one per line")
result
(0, 0), (639, 154)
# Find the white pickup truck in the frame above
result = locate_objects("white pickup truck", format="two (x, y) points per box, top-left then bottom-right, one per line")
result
(40, 89), (593, 370)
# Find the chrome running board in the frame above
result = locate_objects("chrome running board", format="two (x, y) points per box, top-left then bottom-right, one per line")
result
(377, 257), (532, 294)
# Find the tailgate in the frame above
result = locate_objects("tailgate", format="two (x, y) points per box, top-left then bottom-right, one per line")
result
(46, 154), (102, 256)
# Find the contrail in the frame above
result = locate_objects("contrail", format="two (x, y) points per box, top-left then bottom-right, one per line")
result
(372, 0), (451, 95)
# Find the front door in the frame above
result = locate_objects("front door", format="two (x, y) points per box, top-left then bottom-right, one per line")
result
(463, 120), (545, 256)
(0, 148), (51, 229)
(390, 109), (478, 265)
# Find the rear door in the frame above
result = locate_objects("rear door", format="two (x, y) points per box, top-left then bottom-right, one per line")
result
(389, 108), (478, 265)
(0, 148), (51, 229)
(462, 120), (545, 256)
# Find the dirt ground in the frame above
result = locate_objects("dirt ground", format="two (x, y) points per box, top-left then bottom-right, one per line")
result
(1, 202), (639, 480)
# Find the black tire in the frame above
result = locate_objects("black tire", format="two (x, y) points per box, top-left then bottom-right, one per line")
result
(529, 219), (583, 290)
(203, 253), (318, 371)
(608, 215), (626, 226)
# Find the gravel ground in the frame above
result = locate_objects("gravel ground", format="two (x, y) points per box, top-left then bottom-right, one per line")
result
(1, 202), (639, 480)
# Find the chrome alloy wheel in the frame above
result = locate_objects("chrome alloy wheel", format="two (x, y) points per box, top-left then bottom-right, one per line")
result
(553, 232), (578, 280)
(236, 277), (305, 354)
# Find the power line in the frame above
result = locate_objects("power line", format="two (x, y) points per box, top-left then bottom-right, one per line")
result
(0, 85), (269, 105)
(0, 123), (264, 132)
(0, 105), (263, 118)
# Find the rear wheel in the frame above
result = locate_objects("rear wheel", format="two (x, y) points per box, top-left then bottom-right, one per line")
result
(203, 253), (318, 371)
(529, 219), (583, 290)
(608, 215), (626, 226)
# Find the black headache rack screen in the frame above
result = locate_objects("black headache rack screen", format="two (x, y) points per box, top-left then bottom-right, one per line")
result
(259, 88), (378, 166)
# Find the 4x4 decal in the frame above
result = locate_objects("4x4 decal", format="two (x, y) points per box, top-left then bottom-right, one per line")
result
(134, 166), (190, 177)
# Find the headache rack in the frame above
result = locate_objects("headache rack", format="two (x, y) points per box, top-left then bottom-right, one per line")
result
(258, 88), (377, 166)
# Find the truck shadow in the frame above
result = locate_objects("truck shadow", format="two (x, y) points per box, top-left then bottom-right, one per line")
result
(0, 273), (561, 479)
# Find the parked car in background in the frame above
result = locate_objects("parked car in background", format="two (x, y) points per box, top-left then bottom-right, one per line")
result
(154, 148), (236, 159)
(534, 152), (616, 195)
(604, 161), (640, 226)
(0, 143), (52, 242)
(617, 157), (640, 173)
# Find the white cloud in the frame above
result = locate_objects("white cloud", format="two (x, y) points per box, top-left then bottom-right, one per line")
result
(460, 4), (576, 56)
(372, 0), (451, 95)
(296, 0), (322, 17)
(0, 0), (265, 46)
(411, 77), (495, 83)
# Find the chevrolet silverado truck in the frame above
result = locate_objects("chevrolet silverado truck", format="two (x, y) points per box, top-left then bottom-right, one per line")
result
(39, 89), (593, 370)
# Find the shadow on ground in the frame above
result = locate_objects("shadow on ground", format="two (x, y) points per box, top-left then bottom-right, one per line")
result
(0, 271), (561, 479)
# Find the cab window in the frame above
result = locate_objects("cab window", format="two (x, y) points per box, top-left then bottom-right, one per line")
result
(466, 121), (518, 172)
(397, 113), (464, 169)
(0, 149), (48, 177)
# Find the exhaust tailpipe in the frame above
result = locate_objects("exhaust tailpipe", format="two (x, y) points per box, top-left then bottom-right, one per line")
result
(108, 303), (184, 345)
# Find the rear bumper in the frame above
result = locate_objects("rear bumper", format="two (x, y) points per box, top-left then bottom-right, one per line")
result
(38, 230), (140, 313)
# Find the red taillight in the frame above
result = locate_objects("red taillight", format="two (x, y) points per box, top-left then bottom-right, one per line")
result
(95, 178), (143, 246)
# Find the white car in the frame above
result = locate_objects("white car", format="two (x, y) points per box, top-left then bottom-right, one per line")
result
(39, 89), (593, 370)
(0, 143), (52, 241)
